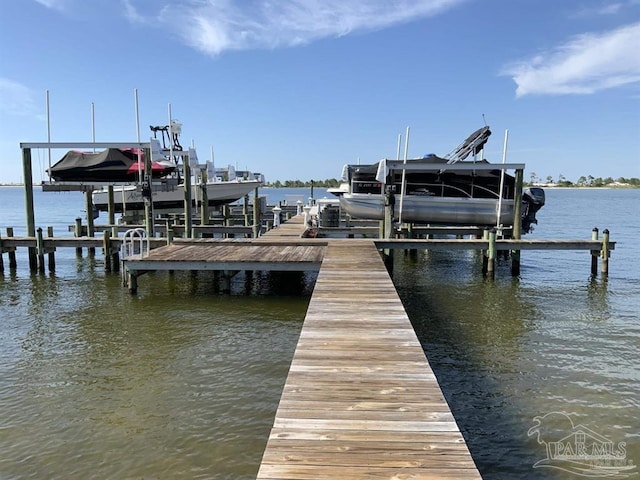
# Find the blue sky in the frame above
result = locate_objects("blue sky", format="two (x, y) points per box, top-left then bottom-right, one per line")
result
(1, 0), (639, 184)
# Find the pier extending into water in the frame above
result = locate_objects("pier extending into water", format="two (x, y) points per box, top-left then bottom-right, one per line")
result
(256, 239), (481, 478)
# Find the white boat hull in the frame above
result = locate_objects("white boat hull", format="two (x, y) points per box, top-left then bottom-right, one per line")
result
(93, 180), (261, 214)
(340, 193), (516, 226)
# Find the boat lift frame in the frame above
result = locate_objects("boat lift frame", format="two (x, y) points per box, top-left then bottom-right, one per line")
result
(20, 141), (197, 269)
(378, 159), (526, 241)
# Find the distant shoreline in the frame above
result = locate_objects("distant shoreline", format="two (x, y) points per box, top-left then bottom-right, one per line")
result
(0, 183), (638, 189)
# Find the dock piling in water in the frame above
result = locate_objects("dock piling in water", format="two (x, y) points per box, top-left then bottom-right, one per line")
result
(601, 229), (610, 276)
(591, 227), (599, 276)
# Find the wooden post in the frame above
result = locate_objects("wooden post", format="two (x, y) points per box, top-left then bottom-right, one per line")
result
(224, 204), (232, 238)
(74, 217), (83, 256)
(252, 187), (260, 238)
(199, 168), (209, 226)
(111, 226), (120, 272)
(22, 147), (38, 271)
(512, 169), (523, 240)
(510, 168), (524, 276)
(243, 194), (249, 224)
(590, 227), (599, 276)
(482, 228), (489, 275)
(510, 248), (521, 276)
(7, 228), (17, 269)
(143, 147), (154, 237)
(107, 185), (115, 226)
(128, 272), (138, 294)
(85, 190), (95, 256)
(47, 226), (56, 272)
(183, 155), (193, 238)
(221, 270), (232, 294)
(487, 228), (497, 278)
(103, 230), (112, 272)
(601, 229), (610, 276)
(0, 230), (4, 273)
(166, 218), (174, 245)
(36, 227), (45, 273)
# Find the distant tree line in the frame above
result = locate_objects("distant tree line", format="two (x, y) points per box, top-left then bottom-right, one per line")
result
(526, 173), (640, 187)
(263, 176), (639, 188)
(264, 179), (342, 188)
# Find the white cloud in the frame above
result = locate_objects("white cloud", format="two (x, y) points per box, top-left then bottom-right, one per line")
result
(125, 0), (467, 55)
(33, 0), (72, 11)
(0, 79), (41, 118)
(501, 22), (640, 97)
(122, 0), (146, 24)
(573, 0), (640, 17)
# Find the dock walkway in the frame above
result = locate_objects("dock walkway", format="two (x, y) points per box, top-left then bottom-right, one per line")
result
(257, 240), (481, 479)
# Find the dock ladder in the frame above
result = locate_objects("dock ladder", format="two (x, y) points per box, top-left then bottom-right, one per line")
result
(120, 228), (150, 287)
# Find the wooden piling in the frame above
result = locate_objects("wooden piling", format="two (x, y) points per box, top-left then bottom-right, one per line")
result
(74, 217), (83, 256)
(510, 169), (524, 277)
(252, 187), (260, 238)
(481, 228), (489, 274)
(0, 230), (4, 273)
(85, 190), (95, 256)
(47, 226), (56, 272)
(590, 227), (599, 276)
(107, 186), (115, 226)
(22, 147), (37, 271)
(183, 154), (193, 239)
(111, 226), (120, 272)
(103, 230), (112, 272)
(486, 228), (497, 278)
(7, 228), (17, 269)
(601, 229), (610, 276)
(128, 272), (138, 294)
(36, 227), (45, 273)
(200, 169), (209, 226)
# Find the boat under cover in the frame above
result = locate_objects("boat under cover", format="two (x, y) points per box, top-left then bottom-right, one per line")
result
(47, 148), (174, 182)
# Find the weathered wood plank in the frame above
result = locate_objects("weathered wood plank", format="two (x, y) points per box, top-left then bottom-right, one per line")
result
(257, 241), (481, 479)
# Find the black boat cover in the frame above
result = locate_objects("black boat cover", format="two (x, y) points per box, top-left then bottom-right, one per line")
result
(48, 149), (174, 182)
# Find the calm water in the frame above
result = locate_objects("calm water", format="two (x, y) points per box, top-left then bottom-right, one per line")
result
(1, 186), (638, 479)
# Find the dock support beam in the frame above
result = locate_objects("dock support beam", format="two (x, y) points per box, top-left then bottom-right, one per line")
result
(7, 228), (17, 269)
(85, 190), (95, 256)
(107, 186), (115, 226)
(200, 169), (209, 226)
(183, 155), (193, 238)
(590, 227), (599, 276)
(601, 229), (610, 276)
(22, 147), (37, 271)
(47, 226), (56, 272)
(74, 217), (83, 255)
(252, 187), (260, 238)
(510, 168), (524, 276)
(36, 227), (45, 273)
(486, 228), (497, 278)
(128, 272), (138, 294)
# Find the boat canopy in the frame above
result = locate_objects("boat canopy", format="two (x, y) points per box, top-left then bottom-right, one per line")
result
(48, 148), (175, 182)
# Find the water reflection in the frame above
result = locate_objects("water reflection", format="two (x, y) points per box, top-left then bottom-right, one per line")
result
(1, 268), (306, 479)
(390, 249), (635, 479)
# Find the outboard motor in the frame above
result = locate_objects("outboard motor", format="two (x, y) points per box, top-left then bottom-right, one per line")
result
(522, 187), (545, 234)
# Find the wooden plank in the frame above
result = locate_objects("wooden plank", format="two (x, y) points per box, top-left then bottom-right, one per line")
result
(257, 241), (481, 479)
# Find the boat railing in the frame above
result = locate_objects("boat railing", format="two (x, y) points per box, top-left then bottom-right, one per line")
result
(121, 228), (150, 260)
(405, 181), (508, 200)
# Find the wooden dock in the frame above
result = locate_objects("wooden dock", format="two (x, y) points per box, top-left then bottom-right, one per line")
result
(257, 240), (481, 479)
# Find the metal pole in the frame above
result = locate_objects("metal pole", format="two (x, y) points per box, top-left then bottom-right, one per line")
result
(496, 129), (508, 230)
(398, 126), (410, 225)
